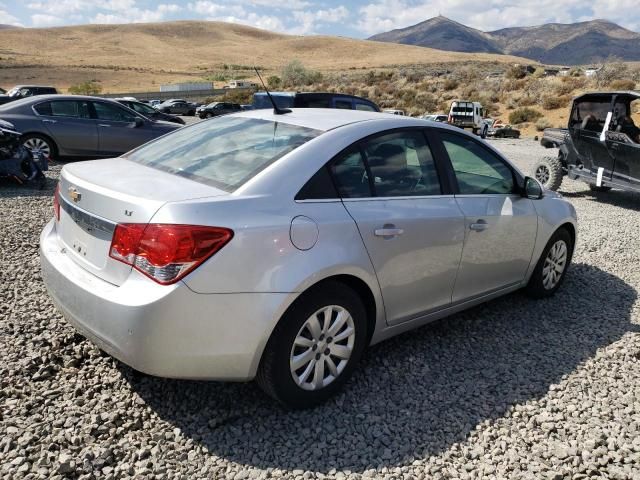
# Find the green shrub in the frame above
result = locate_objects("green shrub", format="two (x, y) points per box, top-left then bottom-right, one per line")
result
(509, 107), (542, 124)
(267, 75), (281, 88)
(281, 60), (323, 87)
(505, 65), (527, 80)
(542, 95), (567, 110)
(443, 78), (458, 91)
(68, 81), (102, 95)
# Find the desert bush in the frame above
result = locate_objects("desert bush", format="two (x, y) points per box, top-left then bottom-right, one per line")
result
(535, 117), (553, 131)
(68, 81), (102, 95)
(542, 95), (569, 110)
(597, 59), (628, 87)
(281, 60), (323, 87)
(267, 75), (281, 88)
(609, 79), (636, 90)
(443, 78), (458, 91)
(505, 65), (527, 80)
(509, 107), (542, 124)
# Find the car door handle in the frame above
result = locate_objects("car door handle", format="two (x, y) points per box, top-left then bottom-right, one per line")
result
(98, 124), (111, 127)
(610, 143), (619, 151)
(469, 220), (489, 232)
(42, 119), (57, 124)
(374, 227), (404, 237)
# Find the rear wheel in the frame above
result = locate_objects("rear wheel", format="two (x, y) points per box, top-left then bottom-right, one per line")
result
(22, 134), (56, 160)
(525, 228), (573, 298)
(256, 281), (368, 409)
(533, 156), (563, 191)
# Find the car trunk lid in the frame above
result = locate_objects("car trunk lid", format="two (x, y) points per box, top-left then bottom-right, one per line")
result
(56, 158), (227, 286)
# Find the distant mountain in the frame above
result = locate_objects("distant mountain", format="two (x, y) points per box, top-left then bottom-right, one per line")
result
(0, 25), (19, 30)
(369, 16), (640, 65)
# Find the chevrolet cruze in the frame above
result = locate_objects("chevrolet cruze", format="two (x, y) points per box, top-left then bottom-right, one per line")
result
(40, 109), (577, 408)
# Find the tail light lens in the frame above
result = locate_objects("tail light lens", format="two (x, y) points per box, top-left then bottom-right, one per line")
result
(53, 183), (60, 221)
(109, 224), (233, 285)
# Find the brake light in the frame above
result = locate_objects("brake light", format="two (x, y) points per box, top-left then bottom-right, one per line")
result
(53, 183), (60, 221)
(109, 224), (233, 285)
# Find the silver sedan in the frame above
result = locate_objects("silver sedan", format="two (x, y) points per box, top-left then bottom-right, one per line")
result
(40, 109), (577, 408)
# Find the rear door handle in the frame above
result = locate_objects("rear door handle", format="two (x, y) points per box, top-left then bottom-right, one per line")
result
(42, 119), (57, 124)
(98, 124), (111, 127)
(469, 219), (489, 232)
(610, 143), (619, 151)
(374, 227), (404, 237)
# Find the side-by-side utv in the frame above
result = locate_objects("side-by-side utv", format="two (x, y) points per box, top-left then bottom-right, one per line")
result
(534, 91), (640, 193)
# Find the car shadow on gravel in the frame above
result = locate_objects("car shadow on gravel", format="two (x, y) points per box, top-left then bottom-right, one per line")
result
(121, 263), (637, 473)
(560, 187), (640, 212)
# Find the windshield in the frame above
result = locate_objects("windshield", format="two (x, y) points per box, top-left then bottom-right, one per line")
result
(126, 116), (321, 191)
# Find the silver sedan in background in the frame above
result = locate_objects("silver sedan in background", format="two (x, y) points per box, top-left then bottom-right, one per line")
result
(0, 95), (181, 159)
(40, 109), (577, 408)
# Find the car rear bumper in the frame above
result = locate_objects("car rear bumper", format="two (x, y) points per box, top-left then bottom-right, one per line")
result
(40, 219), (290, 380)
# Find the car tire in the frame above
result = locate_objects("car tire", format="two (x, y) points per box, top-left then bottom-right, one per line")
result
(525, 227), (573, 299)
(256, 281), (368, 409)
(22, 134), (57, 161)
(533, 156), (563, 191)
(188, 110), (195, 116)
(588, 184), (612, 192)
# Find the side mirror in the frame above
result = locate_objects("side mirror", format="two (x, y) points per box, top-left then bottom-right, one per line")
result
(523, 176), (544, 200)
(132, 117), (144, 128)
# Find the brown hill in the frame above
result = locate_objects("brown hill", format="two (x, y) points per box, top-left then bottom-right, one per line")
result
(0, 20), (530, 92)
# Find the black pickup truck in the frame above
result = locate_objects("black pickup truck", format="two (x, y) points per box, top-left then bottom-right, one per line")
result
(533, 91), (640, 193)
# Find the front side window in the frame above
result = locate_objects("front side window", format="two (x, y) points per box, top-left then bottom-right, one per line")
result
(362, 131), (441, 197)
(130, 102), (156, 115)
(335, 99), (352, 110)
(34, 100), (91, 118)
(355, 103), (377, 112)
(570, 99), (610, 132)
(93, 102), (138, 122)
(440, 132), (514, 195)
(127, 116), (321, 191)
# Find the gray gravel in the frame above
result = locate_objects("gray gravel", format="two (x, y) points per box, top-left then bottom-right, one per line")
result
(1, 139), (640, 480)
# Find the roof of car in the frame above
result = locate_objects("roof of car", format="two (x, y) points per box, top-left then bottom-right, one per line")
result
(574, 91), (640, 101)
(230, 108), (447, 132)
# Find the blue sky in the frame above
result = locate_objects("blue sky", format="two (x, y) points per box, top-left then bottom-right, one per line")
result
(1, 1), (639, 36)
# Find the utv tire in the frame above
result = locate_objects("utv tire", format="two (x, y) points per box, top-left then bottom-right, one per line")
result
(256, 281), (368, 409)
(588, 184), (612, 192)
(533, 156), (563, 191)
(525, 227), (573, 299)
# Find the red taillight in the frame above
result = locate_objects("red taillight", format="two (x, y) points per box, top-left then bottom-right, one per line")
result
(109, 224), (233, 285)
(53, 183), (60, 221)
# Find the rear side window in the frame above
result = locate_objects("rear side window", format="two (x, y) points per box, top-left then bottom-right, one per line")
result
(330, 148), (372, 198)
(335, 99), (352, 109)
(127, 116), (321, 191)
(570, 99), (610, 132)
(440, 132), (514, 195)
(34, 100), (90, 118)
(355, 103), (377, 112)
(363, 131), (441, 197)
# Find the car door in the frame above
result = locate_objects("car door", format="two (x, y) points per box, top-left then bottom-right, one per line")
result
(91, 101), (152, 156)
(570, 98), (613, 179)
(33, 99), (98, 156)
(609, 134), (640, 190)
(436, 130), (538, 302)
(331, 129), (465, 325)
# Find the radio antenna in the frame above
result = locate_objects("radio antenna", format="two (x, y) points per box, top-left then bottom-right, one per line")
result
(254, 66), (291, 115)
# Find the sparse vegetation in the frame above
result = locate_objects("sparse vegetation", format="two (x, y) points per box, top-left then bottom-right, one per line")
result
(281, 60), (323, 87)
(68, 80), (102, 95)
(267, 75), (282, 88)
(535, 117), (553, 131)
(609, 79), (636, 90)
(542, 95), (568, 110)
(509, 107), (542, 124)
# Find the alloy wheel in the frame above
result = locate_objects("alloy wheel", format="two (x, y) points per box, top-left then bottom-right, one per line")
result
(290, 305), (355, 391)
(23, 137), (51, 158)
(542, 240), (568, 290)
(535, 164), (550, 185)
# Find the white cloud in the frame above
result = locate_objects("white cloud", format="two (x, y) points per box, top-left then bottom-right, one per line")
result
(0, 9), (23, 26)
(211, 13), (286, 32)
(188, 1), (245, 18)
(291, 6), (350, 34)
(31, 13), (66, 27)
(27, 0), (93, 16)
(90, 4), (181, 24)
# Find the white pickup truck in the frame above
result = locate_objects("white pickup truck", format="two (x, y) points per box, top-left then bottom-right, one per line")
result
(448, 100), (490, 138)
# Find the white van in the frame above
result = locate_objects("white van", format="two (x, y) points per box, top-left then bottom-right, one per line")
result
(448, 100), (489, 138)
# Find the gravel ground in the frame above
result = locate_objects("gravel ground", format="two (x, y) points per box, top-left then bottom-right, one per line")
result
(1, 139), (639, 480)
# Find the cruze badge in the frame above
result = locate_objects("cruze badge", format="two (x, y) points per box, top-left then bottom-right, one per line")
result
(68, 187), (82, 203)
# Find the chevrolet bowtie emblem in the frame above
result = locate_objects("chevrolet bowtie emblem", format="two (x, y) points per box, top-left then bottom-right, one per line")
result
(68, 187), (82, 203)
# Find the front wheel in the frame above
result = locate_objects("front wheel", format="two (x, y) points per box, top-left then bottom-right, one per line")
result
(22, 134), (56, 160)
(532, 156), (563, 191)
(256, 282), (368, 409)
(525, 228), (573, 298)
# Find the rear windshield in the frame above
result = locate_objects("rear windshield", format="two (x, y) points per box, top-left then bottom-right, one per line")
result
(126, 116), (321, 191)
(253, 93), (295, 109)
